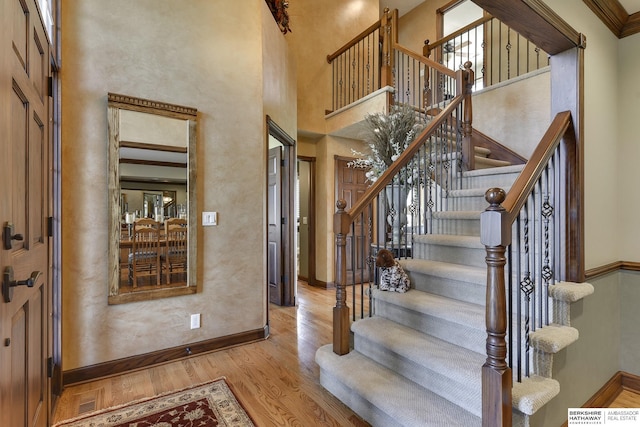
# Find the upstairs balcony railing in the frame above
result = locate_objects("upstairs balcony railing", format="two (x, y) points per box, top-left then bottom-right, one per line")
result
(326, 9), (549, 117)
(424, 15), (549, 91)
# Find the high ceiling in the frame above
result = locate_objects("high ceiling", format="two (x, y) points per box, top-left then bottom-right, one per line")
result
(384, 0), (640, 17)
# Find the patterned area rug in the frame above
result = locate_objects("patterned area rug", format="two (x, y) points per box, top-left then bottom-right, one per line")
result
(53, 377), (255, 427)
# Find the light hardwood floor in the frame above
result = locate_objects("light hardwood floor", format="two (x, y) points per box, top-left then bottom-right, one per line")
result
(52, 281), (370, 426)
(609, 389), (640, 408)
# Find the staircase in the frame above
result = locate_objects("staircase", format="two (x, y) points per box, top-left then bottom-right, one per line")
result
(316, 163), (594, 427)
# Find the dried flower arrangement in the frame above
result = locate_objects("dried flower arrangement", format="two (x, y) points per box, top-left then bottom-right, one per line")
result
(348, 106), (424, 183)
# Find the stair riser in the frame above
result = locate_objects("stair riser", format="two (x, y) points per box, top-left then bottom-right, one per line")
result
(431, 218), (480, 235)
(354, 334), (482, 417)
(373, 300), (486, 354)
(462, 172), (521, 190)
(405, 270), (485, 304)
(404, 271), (534, 315)
(411, 242), (486, 268)
(447, 195), (490, 211)
(318, 369), (403, 427)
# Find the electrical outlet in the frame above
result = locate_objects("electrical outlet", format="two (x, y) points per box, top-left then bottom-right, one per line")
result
(190, 313), (201, 329)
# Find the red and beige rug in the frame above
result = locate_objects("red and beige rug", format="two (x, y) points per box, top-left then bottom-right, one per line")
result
(53, 377), (255, 427)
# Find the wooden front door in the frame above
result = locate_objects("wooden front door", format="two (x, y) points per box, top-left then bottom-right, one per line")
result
(335, 158), (371, 284)
(0, 0), (53, 426)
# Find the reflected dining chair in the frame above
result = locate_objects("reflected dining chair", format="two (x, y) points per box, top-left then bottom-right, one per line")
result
(162, 218), (188, 284)
(128, 218), (162, 287)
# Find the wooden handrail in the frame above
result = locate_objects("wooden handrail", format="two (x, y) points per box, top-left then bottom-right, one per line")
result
(327, 19), (382, 63)
(393, 42), (456, 77)
(345, 94), (465, 221)
(502, 111), (572, 223)
(424, 15), (493, 57)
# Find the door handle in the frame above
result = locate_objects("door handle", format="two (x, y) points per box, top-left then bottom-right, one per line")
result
(2, 267), (42, 303)
(3, 223), (24, 250)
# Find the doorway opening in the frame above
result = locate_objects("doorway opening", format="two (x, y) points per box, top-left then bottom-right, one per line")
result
(266, 117), (296, 307)
(297, 157), (315, 286)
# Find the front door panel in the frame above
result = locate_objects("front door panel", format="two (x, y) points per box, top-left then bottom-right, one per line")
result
(0, 0), (52, 425)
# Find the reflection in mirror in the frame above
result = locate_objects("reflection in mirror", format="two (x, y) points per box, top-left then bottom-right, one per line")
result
(108, 93), (197, 304)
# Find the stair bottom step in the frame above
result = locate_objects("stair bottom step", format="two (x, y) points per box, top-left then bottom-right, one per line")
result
(316, 344), (481, 427)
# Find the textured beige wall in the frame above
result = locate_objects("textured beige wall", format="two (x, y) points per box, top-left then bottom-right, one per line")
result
(546, 0), (621, 269)
(473, 70), (551, 158)
(287, 0), (380, 135)
(61, 0), (294, 369)
(398, 0), (449, 54)
(617, 32), (640, 262)
(286, 0), (378, 283)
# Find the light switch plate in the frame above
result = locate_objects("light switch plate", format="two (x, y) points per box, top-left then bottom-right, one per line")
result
(202, 212), (217, 226)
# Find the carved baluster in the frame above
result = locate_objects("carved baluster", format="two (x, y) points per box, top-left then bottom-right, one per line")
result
(333, 199), (351, 355)
(481, 188), (512, 427)
(380, 8), (397, 108)
(457, 61), (475, 171)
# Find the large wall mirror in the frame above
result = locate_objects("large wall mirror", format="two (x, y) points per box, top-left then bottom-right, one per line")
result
(107, 93), (197, 304)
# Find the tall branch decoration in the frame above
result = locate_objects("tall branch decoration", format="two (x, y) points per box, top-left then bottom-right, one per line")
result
(266, 0), (292, 34)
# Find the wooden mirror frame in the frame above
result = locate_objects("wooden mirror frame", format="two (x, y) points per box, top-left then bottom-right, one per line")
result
(107, 93), (198, 304)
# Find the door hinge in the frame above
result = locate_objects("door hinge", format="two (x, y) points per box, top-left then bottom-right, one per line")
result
(47, 77), (53, 97)
(47, 357), (54, 378)
(281, 217), (286, 225)
(47, 217), (54, 237)
(280, 159), (285, 167)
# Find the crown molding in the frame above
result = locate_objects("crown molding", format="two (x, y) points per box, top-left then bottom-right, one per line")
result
(582, 0), (640, 38)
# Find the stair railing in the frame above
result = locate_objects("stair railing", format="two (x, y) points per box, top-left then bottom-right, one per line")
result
(480, 111), (579, 426)
(424, 15), (550, 91)
(326, 8), (395, 113)
(332, 65), (474, 355)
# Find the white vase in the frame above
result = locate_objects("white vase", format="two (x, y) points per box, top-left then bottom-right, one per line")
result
(385, 184), (408, 244)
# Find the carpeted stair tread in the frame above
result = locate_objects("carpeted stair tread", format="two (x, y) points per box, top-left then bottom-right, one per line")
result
(475, 156), (512, 168)
(372, 288), (484, 330)
(474, 146), (492, 157)
(352, 317), (484, 415)
(512, 375), (560, 415)
(548, 281), (595, 302)
(401, 258), (485, 283)
(410, 235), (487, 269)
(529, 324), (579, 353)
(353, 316), (484, 382)
(316, 344), (481, 427)
(431, 210), (481, 219)
(413, 234), (484, 249)
(463, 164), (525, 177)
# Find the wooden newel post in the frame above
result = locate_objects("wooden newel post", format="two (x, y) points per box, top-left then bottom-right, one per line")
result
(423, 39), (432, 58)
(480, 188), (512, 427)
(459, 61), (475, 171)
(380, 7), (397, 109)
(333, 199), (351, 355)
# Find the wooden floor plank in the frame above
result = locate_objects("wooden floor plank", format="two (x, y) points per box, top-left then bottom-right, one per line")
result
(52, 281), (369, 426)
